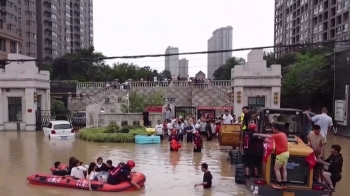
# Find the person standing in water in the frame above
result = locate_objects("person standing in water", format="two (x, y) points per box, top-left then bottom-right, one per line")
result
(194, 163), (213, 188)
(154, 120), (164, 140)
(193, 132), (203, 152)
(184, 120), (195, 143)
(168, 130), (180, 151)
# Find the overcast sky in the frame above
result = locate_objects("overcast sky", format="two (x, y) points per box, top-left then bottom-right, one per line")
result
(93, 0), (275, 77)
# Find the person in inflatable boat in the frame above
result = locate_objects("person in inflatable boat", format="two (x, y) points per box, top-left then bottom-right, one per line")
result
(107, 160), (140, 189)
(193, 131), (203, 152)
(168, 129), (181, 151)
(52, 161), (69, 176)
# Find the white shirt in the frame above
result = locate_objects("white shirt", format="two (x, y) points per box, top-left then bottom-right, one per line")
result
(222, 114), (233, 124)
(77, 166), (87, 171)
(154, 76), (157, 81)
(155, 124), (163, 135)
(70, 167), (85, 179)
(87, 171), (99, 180)
(167, 123), (173, 129)
(311, 113), (333, 136)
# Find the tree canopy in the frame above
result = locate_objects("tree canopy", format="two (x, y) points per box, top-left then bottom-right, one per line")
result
(42, 47), (171, 82)
(212, 57), (246, 80)
(120, 90), (164, 113)
(212, 48), (333, 111)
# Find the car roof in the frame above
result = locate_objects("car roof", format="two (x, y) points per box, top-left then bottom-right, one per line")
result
(260, 108), (303, 112)
(50, 120), (71, 124)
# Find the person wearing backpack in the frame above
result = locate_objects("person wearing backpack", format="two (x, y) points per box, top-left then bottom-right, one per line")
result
(106, 160), (140, 189)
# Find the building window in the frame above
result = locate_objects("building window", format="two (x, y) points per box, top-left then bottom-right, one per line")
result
(8, 97), (22, 122)
(10, 41), (16, 53)
(0, 39), (5, 51)
(248, 97), (265, 112)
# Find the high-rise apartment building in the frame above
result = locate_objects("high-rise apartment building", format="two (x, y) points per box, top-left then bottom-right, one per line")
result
(207, 26), (233, 79)
(179, 58), (188, 79)
(274, 0), (349, 57)
(0, 0), (93, 60)
(165, 46), (179, 78)
(0, 20), (21, 59)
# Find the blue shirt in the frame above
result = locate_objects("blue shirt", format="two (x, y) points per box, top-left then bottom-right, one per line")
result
(304, 112), (316, 132)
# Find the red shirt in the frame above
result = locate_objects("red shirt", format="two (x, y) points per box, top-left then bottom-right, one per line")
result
(271, 132), (288, 155)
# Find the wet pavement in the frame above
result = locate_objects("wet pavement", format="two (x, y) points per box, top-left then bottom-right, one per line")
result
(0, 131), (347, 196)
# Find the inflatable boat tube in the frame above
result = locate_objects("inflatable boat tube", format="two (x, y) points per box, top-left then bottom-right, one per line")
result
(27, 172), (146, 192)
(145, 128), (156, 134)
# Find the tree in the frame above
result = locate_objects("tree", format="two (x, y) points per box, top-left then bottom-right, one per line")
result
(281, 52), (333, 109)
(160, 70), (172, 80)
(120, 90), (164, 113)
(213, 57), (246, 80)
(42, 47), (165, 82)
(51, 99), (69, 115)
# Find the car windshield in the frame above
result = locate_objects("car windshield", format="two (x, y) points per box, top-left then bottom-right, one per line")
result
(262, 112), (302, 135)
(54, 124), (72, 129)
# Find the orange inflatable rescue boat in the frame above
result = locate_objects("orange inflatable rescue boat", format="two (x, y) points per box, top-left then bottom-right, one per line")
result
(27, 165), (146, 192)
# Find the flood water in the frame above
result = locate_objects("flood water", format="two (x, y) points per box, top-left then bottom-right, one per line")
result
(0, 131), (347, 196)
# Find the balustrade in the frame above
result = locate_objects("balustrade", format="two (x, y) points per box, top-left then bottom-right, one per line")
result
(76, 80), (232, 89)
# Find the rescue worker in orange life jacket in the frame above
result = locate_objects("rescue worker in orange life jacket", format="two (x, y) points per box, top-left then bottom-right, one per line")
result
(168, 129), (180, 151)
(107, 160), (140, 189)
(193, 132), (203, 152)
(243, 123), (263, 178)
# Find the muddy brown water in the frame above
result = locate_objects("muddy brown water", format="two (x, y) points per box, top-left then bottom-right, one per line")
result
(0, 131), (347, 196)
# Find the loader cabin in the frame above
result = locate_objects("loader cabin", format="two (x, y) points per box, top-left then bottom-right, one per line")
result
(256, 108), (307, 143)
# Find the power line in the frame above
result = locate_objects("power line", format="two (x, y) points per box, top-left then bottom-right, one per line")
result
(3, 40), (347, 63)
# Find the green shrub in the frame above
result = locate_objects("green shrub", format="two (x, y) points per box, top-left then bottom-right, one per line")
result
(119, 127), (130, 133)
(78, 125), (149, 143)
(104, 122), (120, 133)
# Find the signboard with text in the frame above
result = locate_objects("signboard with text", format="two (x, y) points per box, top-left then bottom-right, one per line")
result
(197, 106), (233, 111)
(145, 105), (163, 113)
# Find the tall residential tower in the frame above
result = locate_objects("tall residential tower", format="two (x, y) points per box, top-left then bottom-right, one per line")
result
(165, 46), (179, 78)
(207, 26), (233, 79)
(179, 58), (188, 79)
(0, 0), (93, 60)
(274, 0), (349, 57)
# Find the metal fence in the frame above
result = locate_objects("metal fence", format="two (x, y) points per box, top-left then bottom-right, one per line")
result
(174, 106), (197, 119)
(35, 110), (86, 131)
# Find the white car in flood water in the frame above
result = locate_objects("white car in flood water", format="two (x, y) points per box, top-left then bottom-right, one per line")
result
(43, 120), (75, 139)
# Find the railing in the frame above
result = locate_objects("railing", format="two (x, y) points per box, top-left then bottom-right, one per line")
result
(77, 82), (107, 88)
(210, 80), (231, 87)
(76, 80), (232, 88)
(51, 80), (78, 88)
(70, 81), (233, 105)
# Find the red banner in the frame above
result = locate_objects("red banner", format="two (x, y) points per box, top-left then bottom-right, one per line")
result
(197, 106), (233, 110)
(145, 105), (162, 113)
(263, 138), (274, 162)
(305, 152), (317, 169)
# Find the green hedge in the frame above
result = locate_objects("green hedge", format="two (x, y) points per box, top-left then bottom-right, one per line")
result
(78, 124), (151, 143)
